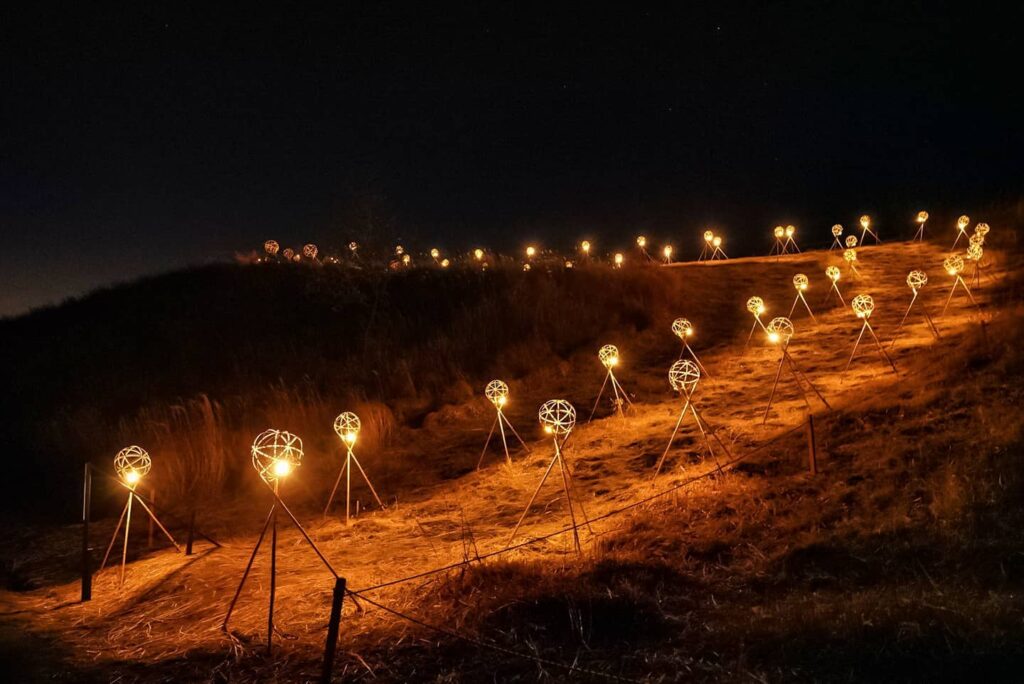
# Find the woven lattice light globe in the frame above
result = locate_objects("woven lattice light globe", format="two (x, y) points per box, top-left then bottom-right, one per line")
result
(785, 225), (796, 237)
(669, 359), (700, 394)
(944, 254), (965, 275)
(431, 248), (441, 259)
(852, 294), (875, 319)
(395, 245), (405, 256)
(845, 235), (858, 248)
(746, 296), (765, 315)
(774, 226), (785, 238)
(264, 240), (280, 256)
(539, 400), (576, 436)
(671, 317), (694, 339)
(565, 260), (574, 269)
(598, 344), (619, 369)
(485, 379), (509, 408)
(967, 243), (983, 261)
(523, 263), (531, 272)
(636, 235), (647, 248)
(348, 241), (358, 252)
(766, 317), (794, 345)
(663, 245), (673, 259)
(441, 258), (450, 268)
(831, 224), (843, 237)
(114, 446), (151, 487)
(975, 223), (990, 237)
(844, 248), (857, 264)
(702, 230), (713, 242)
(793, 274), (808, 291)
(333, 412), (361, 445)
(302, 244), (318, 259)
(969, 233), (985, 249)
(860, 215), (871, 229)
(957, 215), (970, 230)
(474, 248), (484, 261)
(614, 253), (624, 266)
(826, 265), (841, 282)
(251, 429), (303, 484)
(282, 248), (295, 260)
(581, 240), (591, 254)
(907, 270), (928, 291)
(712, 236), (723, 248)
(917, 211), (929, 223)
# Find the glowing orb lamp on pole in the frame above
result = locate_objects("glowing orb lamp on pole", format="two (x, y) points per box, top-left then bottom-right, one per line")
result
(859, 214), (880, 245)
(324, 412), (386, 524)
(662, 244), (674, 264)
(264, 240), (280, 260)
(745, 296), (768, 348)
(478, 380), (531, 468)
(940, 254), (979, 314)
(787, 274), (817, 323)
(100, 446), (182, 586)
(637, 235), (652, 262)
(770, 226), (786, 256)
(508, 400), (592, 553)
(653, 360), (733, 479)
(914, 211), (929, 242)
(671, 317), (711, 377)
(830, 225), (843, 250)
(710, 235), (728, 260)
(761, 318), (831, 424)
(843, 295), (898, 377)
(224, 430), (340, 655)
(589, 344), (635, 421)
(843, 247), (861, 279)
(890, 270), (940, 348)
(823, 265), (847, 308)
(952, 215), (970, 250)
(699, 230), (714, 261)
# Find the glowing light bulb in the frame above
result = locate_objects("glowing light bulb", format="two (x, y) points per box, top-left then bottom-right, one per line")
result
(663, 245), (673, 259)
(273, 459), (292, 478)
(430, 248), (440, 259)
(785, 225), (795, 237)
(581, 240), (591, 254)
(957, 215), (970, 230)
(859, 215), (870, 229)
(614, 253), (624, 267)
(125, 469), (140, 485)
(917, 211), (929, 223)
(526, 245), (536, 258)
(401, 254), (411, 265)
(704, 230), (714, 242)
(774, 226), (785, 238)
(441, 258), (450, 268)
(523, 263), (531, 271)
(636, 235), (647, 248)
(712, 236), (722, 247)
(474, 248), (484, 261)
(565, 260), (574, 269)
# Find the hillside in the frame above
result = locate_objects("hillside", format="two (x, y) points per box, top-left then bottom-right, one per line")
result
(1, 237), (1022, 682)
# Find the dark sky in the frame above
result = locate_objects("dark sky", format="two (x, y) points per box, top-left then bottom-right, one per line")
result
(2, 3), (1021, 317)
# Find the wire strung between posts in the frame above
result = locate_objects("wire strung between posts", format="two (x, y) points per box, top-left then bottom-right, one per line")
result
(352, 422), (805, 594)
(348, 589), (642, 683)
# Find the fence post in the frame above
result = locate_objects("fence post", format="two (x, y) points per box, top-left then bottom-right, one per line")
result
(81, 462), (93, 602)
(806, 415), (818, 476)
(321, 577), (347, 683)
(186, 510), (196, 556)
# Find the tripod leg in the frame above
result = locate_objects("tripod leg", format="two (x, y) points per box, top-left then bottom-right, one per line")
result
(119, 492), (134, 586)
(654, 400), (690, 478)
(686, 344), (711, 378)
(588, 372), (610, 422)
(801, 293), (817, 323)
(502, 413), (532, 452)
(921, 303), (941, 339)
(350, 454), (386, 510)
(786, 351), (832, 410)
(746, 319), (758, 348)
(346, 450), (352, 524)
(133, 495), (181, 551)
(843, 323), (868, 374)
(100, 497), (130, 573)
(866, 322), (898, 375)
(836, 286), (846, 308)
(789, 294), (799, 318)
(941, 282), (957, 314)
(477, 414), (498, 469)
(960, 277), (979, 309)
(223, 504), (275, 631)
(762, 353), (787, 424)
(609, 374), (624, 418)
(784, 354), (812, 409)
(694, 405), (735, 459)
(496, 412), (511, 463)
(615, 375), (634, 406)
(507, 451), (559, 546)
(560, 457), (594, 535)
(555, 452), (582, 553)
(324, 458), (349, 515)
(689, 404), (724, 474)
(890, 293), (917, 347)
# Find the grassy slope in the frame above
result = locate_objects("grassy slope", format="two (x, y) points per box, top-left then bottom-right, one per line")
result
(1, 240), (1022, 682)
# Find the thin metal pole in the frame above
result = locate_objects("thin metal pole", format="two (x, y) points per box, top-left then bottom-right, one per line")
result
(865, 321), (898, 375)
(324, 457), (348, 516)
(686, 343), (711, 378)
(349, 453), (385, 509)
(268, 494), (277, 654)
(843, 322), (869, 374)
(496, 408), (511, 462)
(588, 371), (611, 422)
(119, 492), (134, 586)
(100, 498), (130, 573)
(762, 349), (787, 424)
(270, 492), (340, 578)
(346, 447), (352, 525)
(799, 293), (817, 322)
(222, 503), (275, 631)
(806, 415), (818, 476)
(555, 446), (581, 553)
(785, 350), (832, 409)
(654, 396), (691, 477)
(477, 414), (498, 468)
(688, 403), (723, 474)
(501, 412), (532, 452)
(891, 290), (918, 346)
(132, 495), (182, 551)
(186, 510), (195, 556)
(507, 449), (560, 546)
(81, 463), (92, 602)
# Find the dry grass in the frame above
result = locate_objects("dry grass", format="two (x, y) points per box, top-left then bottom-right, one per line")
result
(1, 239), (1022, 681)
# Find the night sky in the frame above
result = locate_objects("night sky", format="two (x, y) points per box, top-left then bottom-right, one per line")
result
(3, 3), (1020, 317)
